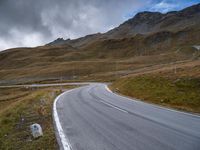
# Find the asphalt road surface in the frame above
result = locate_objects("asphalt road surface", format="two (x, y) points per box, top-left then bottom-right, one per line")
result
(55, 83), (200, 150)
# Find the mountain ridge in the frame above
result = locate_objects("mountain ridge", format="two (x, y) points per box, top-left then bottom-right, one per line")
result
(47, 3), (200, 47)
(0, 3), (200, 84)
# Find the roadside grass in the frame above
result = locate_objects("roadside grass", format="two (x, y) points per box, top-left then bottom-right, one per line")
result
(0, 88), (30, 114)
(111, 75), (200, 113)
(0, 85), (75, 150)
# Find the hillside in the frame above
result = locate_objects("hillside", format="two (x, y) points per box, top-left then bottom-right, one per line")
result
(111, 59), (200, 113)
(0, 3), (200, 85)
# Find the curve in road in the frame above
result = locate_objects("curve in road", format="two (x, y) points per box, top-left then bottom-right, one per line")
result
(54, 83), (200, 150)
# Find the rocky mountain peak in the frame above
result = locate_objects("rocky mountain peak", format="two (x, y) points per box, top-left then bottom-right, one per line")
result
(46, 38), (71, 46)
(134, 11), (162, 20)
(178, 3), (200, 16)
(55, 38), (64, 42)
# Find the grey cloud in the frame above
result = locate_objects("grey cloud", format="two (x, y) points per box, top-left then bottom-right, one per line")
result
(0, 0), (147, 50)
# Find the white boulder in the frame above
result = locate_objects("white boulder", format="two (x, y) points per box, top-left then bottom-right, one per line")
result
(30, 123), (43, 138)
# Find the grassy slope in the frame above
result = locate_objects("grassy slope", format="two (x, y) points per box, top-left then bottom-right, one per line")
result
(0, 86), (76, 150)
(111, 61), (200, 113)
(0, 26), (199, 84)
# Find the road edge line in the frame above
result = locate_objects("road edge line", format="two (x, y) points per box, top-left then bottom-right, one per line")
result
(53, 90), (73, 150)
(105, 85), (200, 118)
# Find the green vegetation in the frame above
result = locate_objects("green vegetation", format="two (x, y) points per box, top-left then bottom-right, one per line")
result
(0, 86), (74, 150)
(111, 75), (200, 113)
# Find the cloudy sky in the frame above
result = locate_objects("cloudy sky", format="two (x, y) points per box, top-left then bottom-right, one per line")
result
(0, 0), (199, 51)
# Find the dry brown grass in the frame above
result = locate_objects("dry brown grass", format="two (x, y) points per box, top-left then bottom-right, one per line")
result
(0, 24), (199, 85)
(111, 60), (200, 113)
(0, 85), (76, 149)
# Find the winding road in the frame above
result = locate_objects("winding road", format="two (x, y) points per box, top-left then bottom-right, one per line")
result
(54, 83), (200, 150)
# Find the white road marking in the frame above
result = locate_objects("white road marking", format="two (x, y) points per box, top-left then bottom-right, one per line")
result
(53, 90), (73, 150)
(105, 85), (112, 93)
(100, 100), (128, 113)
(105, 85), (200, 118)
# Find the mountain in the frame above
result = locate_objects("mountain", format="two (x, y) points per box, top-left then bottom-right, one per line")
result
(47, 3), (200, 47)
(46, 38), (67, 46)
(0, 3), (200, 84)
(105, 3), (200, 38)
